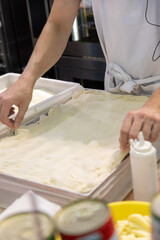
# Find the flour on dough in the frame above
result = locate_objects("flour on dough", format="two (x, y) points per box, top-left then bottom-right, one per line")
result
(0, 91), (148, 193)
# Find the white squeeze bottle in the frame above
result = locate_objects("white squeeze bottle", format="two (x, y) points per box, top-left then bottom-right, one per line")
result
(130, 131), (158, 202)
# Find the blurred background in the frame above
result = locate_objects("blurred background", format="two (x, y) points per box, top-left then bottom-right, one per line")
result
(0, 0), (105, 89)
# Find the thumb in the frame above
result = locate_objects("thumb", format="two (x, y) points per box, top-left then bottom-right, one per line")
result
(14, 106), (28, 128)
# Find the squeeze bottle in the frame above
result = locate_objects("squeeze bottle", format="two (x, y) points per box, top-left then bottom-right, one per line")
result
(130, 131), (158, 202)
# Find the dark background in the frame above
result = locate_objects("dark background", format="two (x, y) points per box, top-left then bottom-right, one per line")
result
(0, 0), (106, 89)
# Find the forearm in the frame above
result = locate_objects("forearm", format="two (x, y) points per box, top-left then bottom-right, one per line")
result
(0, 0), (81, 129)
(21, 22), (70, 85)
(20, 0), (81, 88)
(143, 86), (160, 108)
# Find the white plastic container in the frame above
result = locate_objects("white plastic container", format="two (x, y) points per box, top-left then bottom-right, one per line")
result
(0, 73), (84, 138)
(130, 132), (159, 202)
(0, 87), (160, 207)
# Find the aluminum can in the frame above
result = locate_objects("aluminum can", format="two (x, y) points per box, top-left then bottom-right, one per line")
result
(0, 211), (56, 240)
(151, 193), (160, 240)
(55, 199), (118, 240)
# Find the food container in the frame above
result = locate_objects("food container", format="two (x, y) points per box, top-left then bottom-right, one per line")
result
(130, 132), (159, 202)
(0, 75), (160, 208)
(0, 72), (84, 138)
(2, 138), (159, 208)
(0, 212), (57, 240)
(0, 156), (132, 208)
(108, 201), (150, 222)
(55, 199), (117, 240)
(108, 201), (151, 239)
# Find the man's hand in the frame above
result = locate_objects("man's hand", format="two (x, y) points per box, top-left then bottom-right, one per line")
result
(119, 88), (160, 150)
(0, 79), (33, 129)
(0, 0), (81, 130)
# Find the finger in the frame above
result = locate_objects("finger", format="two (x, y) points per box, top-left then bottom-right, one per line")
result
(14, 105), (28, 128)
(141, 119), (153, 140)
(129, 116), (144, 140)
(119, 113), (133, 150)
(0, 102), (14, 129)
(149, 121), (160, 142)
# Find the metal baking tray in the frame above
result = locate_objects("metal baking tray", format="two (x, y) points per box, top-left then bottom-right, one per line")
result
(0, 72), (84, 138)
(0, 84), (160, 208)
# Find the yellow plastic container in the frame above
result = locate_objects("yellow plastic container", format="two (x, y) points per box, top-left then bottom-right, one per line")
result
(108, 201), (151, 223)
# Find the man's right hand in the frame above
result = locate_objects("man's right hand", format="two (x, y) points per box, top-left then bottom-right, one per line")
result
(0, 0), (81, 130)
(0, 78), (33, 129)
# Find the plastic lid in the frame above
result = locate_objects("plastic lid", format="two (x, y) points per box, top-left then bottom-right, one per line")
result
(130, 132), (152, 153)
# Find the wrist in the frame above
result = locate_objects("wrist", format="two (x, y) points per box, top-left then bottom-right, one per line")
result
(17, 74), (35, 91)
(18, 71), (38, 89)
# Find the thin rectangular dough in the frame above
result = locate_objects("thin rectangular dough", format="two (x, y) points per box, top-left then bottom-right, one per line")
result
(0, 91), (148, 193)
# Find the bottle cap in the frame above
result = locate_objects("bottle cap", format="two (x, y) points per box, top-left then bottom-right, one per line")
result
(130, 131), (152, 153)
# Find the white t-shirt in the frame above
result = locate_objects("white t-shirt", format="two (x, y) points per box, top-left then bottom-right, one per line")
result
(92, 0), (160, 94)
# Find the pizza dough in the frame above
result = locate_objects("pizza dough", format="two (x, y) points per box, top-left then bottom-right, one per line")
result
(0, 91), (148, 193)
